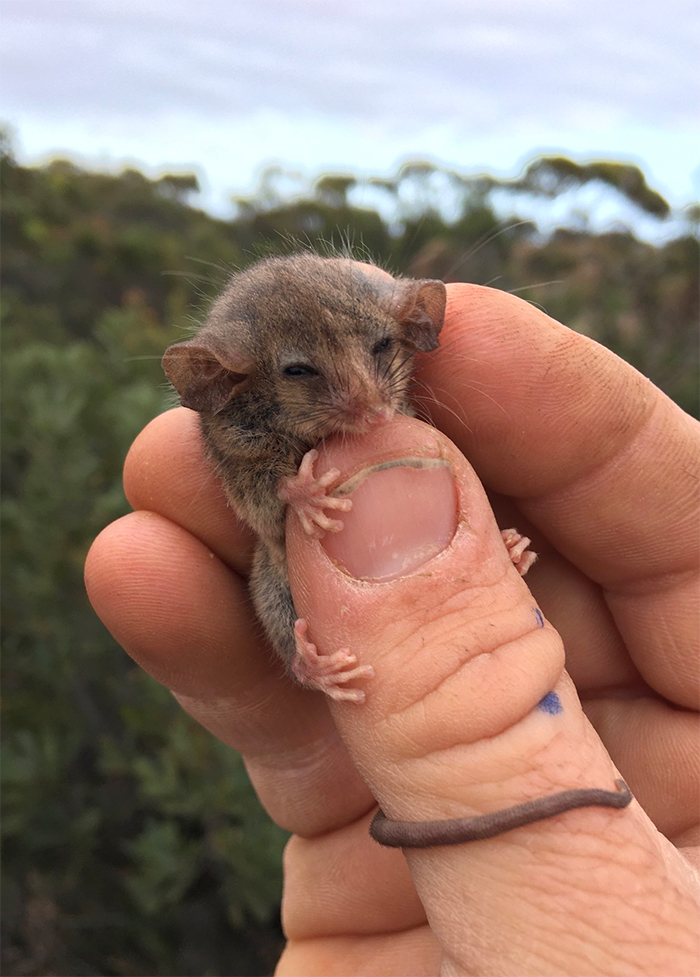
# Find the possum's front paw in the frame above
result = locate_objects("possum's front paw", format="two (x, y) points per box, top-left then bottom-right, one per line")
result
(278, 448), (353, 538)
(501, 528), (537, 576)
(291, 619), (374, 703)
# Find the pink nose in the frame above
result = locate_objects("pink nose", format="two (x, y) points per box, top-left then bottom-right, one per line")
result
(364, 406), (394, 428)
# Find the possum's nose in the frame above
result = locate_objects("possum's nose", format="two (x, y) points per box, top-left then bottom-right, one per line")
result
(343, 403), (394, 432)
(363, 406), (394, 427)
(331, 376), (396, 431)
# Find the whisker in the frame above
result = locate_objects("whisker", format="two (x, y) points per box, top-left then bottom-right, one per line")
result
(125, 355), (168, 362)
(508, 280), (563, 294)
(185, 255), (237, 277)
(442, 220), (534, 281)
(420, 373), (511, 421)
(412, 381), (473, 435)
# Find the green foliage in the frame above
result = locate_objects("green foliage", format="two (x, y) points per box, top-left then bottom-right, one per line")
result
(2, 133), (698, 975)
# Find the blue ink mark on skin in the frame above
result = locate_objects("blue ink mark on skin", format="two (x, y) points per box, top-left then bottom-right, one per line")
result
(538, 691), (563, 714)
(534, 607), (544, 628)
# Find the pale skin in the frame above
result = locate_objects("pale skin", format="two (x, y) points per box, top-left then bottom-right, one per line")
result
(85, 284), (700, 976)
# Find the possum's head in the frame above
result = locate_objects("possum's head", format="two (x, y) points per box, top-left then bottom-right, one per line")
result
(162, 255), (446, 441)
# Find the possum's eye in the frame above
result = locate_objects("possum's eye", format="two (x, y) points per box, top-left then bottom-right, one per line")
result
(372, 336), (393, 355)
(282, 363), (319, 379)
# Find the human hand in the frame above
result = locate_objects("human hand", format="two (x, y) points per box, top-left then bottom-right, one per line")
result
(85, 284), (699, 976)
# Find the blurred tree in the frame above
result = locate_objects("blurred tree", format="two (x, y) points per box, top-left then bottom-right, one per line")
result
(314, 174), (357, 209)
(513, 156), (672, 218)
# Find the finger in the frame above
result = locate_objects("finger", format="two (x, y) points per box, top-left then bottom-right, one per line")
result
(279, 813), (439, 976)
(84, 512), (373, 837)
(123, 406), (256, 575)
(283, 813), (425, 938)
(418, 284), (699, 708)
(286, 414), (700, 977)
(583, 695), (700, 841)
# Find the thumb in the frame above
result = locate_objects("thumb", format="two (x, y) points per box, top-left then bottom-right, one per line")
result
(286, 414), (698, 977)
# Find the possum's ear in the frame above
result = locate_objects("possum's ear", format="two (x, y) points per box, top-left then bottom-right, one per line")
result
(162, 339), (252, 413)
(394, 279), (446, 352)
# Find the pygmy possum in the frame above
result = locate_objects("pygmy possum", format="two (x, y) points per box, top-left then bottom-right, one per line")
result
(162, 254), (631, 846)
(163, 253), (533, 700)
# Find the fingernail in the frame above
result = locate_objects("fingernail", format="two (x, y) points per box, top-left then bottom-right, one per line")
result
(323, 459), (458, 580)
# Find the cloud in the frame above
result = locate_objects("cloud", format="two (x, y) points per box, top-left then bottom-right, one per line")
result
(2, 0), (698, 134)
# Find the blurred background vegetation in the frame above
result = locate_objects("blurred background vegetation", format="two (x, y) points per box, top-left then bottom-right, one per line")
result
(2, 128), (698, 976)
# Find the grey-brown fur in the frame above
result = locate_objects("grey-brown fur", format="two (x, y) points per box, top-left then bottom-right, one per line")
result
(162, 254), (446, 673)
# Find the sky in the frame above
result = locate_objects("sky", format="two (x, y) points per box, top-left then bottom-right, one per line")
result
(2, 0), (699, 234)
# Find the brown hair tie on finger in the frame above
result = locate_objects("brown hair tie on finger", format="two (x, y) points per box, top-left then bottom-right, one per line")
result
(370, 779), (633, 848)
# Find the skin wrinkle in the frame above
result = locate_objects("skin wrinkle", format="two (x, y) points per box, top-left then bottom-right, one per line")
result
(604, 564), (699, 598)
(538, 839), (657, 906)
(370, 603), (492, 707)
(376, 622), (564, 762)
(171, 681), (323, 754)
(123, 411), (257, 575)
(571, 886), (697, 966)
(522, 879), (636, 966)
(520, 398), (699, 584)
(433, 311), (653, 490)
(250, 759), (373, 839)
(290, 908), (428, 943)
(605, 590), (699, 706)
(169, 640), (292, 708)
(519, 907), (636, 977)
(279, 930), (439, 977)
(173, 663), (283, 716)
(441, 825), (689, 975)
(598, 741), (693, 822)
(380, 703), (571, 784)
(607, 574), (699, 644)
(242, 723), (353, 775)
(525, 554), (640, 690)
(372, 743), (583, 832)
(373, 647), (518, 747)
(363, 569), (544, 709)
(580, 682), (659, 701)
(583, 697), (699, 839)
(282, 801), (379, 849)
(371, 706), (596, 830)
(625, 610), (696, 668)
(283, 823), (427, 939)
(460, 852), (688, 974)
(433, 306), (655, 498)
(540, 843), (694, 952)
(513, 385), (659, 503)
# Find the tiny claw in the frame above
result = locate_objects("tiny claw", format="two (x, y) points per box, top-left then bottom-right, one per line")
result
(298, 512), (326, 537)
(328, 664), (375, 683)
(326, 686), (366, 703)
(501, 528), (538, 576)
(324, 496), (353, 512)
(292, 618), (372, 702)
(300, 448), (319, 471)
(314, 513), (344, 533)
(515, 550), (538, 575)
(316, 467), (341, 489)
